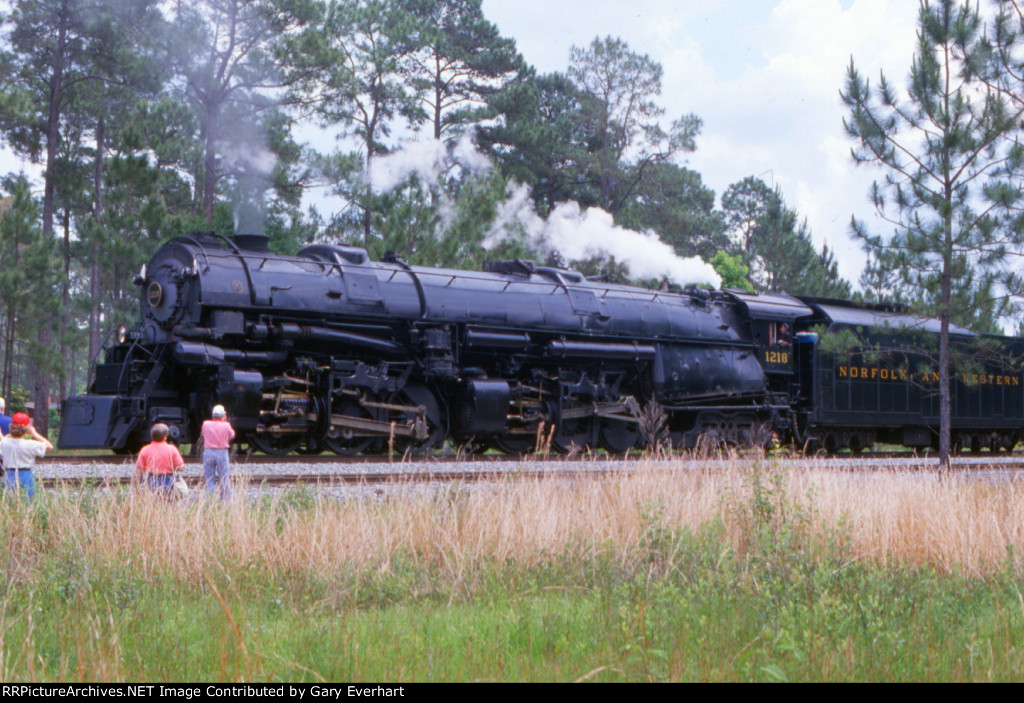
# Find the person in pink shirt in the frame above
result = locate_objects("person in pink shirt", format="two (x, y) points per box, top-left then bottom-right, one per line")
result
(201, 404), (235, 500)
(136, 423), (185, 494)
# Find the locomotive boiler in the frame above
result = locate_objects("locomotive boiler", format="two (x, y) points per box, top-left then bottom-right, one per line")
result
(57, 231), (1024, 455)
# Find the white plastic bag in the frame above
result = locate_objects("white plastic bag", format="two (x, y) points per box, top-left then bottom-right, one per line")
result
(173, 475), (190, 497)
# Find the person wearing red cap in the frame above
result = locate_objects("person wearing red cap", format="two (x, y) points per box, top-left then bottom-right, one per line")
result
(0, 412), (52, 500)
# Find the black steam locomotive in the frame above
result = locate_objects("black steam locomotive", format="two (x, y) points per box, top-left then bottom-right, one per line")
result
(58, 232), (1024, 455)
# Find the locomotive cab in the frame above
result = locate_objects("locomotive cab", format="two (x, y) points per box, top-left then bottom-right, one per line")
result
(722, 291), (812, 396)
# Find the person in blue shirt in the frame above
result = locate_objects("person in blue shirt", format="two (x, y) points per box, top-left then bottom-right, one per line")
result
(0, 398), (11, 437)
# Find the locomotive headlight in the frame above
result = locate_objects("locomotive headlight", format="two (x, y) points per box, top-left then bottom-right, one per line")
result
(116, 325), (129, 345)
(147, 281), (164, 307)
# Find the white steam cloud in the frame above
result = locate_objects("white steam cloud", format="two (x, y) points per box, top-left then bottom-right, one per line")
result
(485, 184), (721, 288)
(220, 141), (278, 175)
(220, 139), (279, 235)
(368, 131), (490, 192)
(371, 131), (721, 289)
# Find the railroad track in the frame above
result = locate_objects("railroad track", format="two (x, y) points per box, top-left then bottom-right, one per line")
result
(36, 452), (539, 466)
(34, 449), (1024, 466)
(36, 465), (667, 489)
(32, 455), (1024, 489)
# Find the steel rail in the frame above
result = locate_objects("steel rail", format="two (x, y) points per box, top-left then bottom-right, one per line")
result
(33, 460), (1024, 489)
(33, 449), (1024, 467)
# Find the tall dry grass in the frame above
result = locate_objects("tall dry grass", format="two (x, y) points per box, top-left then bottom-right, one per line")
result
(3, 457), (1024, 584)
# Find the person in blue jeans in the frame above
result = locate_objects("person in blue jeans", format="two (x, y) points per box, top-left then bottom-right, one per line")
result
(201, 404), (236, 500)
(0, 412), (52, 500)
(0, 397), (11, 474)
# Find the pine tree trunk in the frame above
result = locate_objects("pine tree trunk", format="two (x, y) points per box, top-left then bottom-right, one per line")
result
(938, 182), (953, 473)
(34, 12), (68, 437)
(434, 57), (443, 140)
(60, 208), (71, 402)
(203, 107), (218, 222)
(89, 115), (106, 364)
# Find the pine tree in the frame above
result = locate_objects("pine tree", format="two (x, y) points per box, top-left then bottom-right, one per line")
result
(477, 71), (592, 214)
(842, 0), (1024, 469)
(290, 0), (421, 245)
(400, 0), (524, 141)
(0, 176), (58, 405)
(168, 0), (314, 222)
(0, 0), (137, 432)
(567, 36), (702, 215)
(720, 177), (852, 297)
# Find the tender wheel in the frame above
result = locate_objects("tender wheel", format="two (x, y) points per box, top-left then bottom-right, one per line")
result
(598, 419), (640, 454)
(849, 434), (864, 454)
(324, 399), (380, 456)
(249, 434), (303, 456)
(823, 434), (840, 454)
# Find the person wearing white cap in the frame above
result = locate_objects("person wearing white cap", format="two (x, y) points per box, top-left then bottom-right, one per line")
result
(201, 404), (235, 500)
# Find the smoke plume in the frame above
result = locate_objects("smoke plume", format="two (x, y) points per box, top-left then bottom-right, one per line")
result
(368, 131), (490, 192)
(485, 184), (721, 287)
(372, 131), (721, 288)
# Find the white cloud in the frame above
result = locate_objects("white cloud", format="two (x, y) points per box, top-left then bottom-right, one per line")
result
(682, 0), (919, 283)
(483, 0), (922, 287)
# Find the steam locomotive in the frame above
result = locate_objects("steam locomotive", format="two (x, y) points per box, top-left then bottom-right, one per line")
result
(58, 232), (1024, 455)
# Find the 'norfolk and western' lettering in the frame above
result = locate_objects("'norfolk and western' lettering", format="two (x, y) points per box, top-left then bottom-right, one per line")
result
(836, 365), (1021, 386)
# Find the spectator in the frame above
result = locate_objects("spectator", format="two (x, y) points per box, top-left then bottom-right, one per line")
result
(0, 412), (52, 500)
(201, 404), (235, 500)
(0, 397), (10, 470)
(0, 397), (11, 438)
(135, 423), (185, 495)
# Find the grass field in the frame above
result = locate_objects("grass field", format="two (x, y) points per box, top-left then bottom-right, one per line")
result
(1, 457), (1023, 681)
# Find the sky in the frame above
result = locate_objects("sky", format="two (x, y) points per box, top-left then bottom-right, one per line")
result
(0, 0), (923, 287)
(479, 0), (922, 285)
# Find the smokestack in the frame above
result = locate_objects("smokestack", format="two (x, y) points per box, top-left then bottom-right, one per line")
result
(233, 234), (270, 252)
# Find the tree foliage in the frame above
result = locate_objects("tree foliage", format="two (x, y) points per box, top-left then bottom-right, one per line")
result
(567, 36), (702, 215)
(170, 0), (315, 222)
(400, 0), (524, 141)
(842, 0), (1024, 467)
(721, 176), (852, 298)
